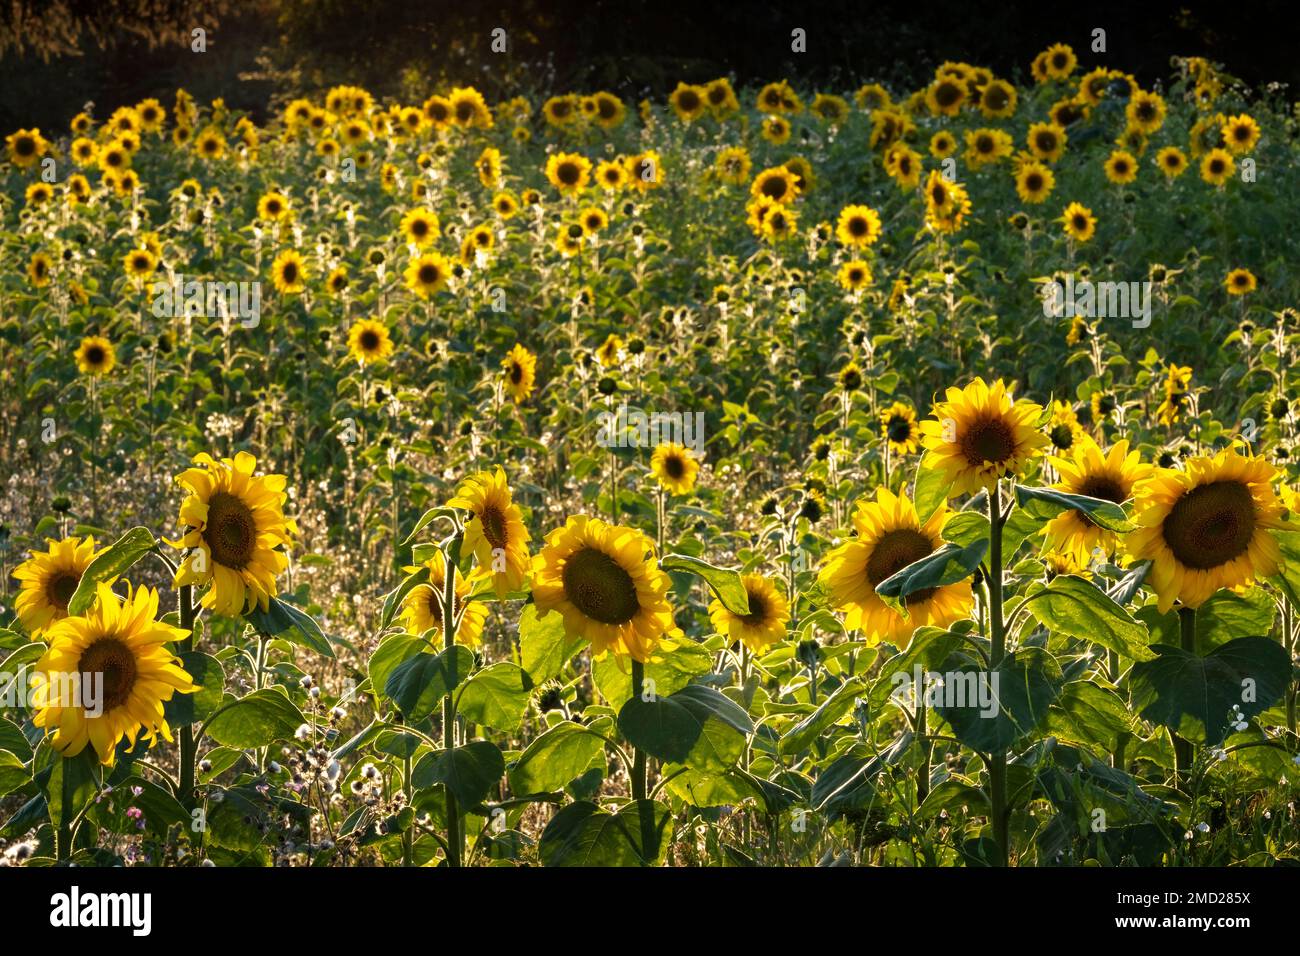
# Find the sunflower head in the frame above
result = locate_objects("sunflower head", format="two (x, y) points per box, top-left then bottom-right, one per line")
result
(920, 377), (1049, 497)
(447, 467), (532, 596)
(74, 336), (115, 376)
(1044, 437), (1152, 565)
(709, 574), (789, 653)
(881, 402), (919, 455)
(1127, 449), (1286, 612)
(32, 583), (195, 766)
(501, 343), (537, 403)
(170, 451), (297, 616)
(531, 516), (674, 662)
(400, 551), (488, 647)
(650, 442), (700, 496)
(12, 536), (103, 637)
(819, 489), (973, 646)
(347, 319), (393, 365)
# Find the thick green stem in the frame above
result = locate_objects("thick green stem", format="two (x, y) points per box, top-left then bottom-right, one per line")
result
(630, 659), (656, 864)
(986, 484), (1008, 866)
(178, 584), (196, 810)
(1173, 605), (1197, 788)
(916, 701), (931, 807)
(440, 532), (464, 867)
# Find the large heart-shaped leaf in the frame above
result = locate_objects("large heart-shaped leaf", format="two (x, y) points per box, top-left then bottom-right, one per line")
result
(1026, 574), (1154, 661)
(617, 684), (753, 772)
(383, 644), (474, 720)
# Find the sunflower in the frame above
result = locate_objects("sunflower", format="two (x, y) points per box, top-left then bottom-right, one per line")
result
(492, 191), (520, 218)
(11, 536), (103, 637)
(27, 251), (53, 288)
(761, 114), (792, 145)
(834, 204), (882, 248)
(626, 150), (662, 191)
(925, 77), (967, 116)
(1156, 146), (1188, 178)
(1026, 122), (1067, 163)
(1125, 90), (1166, 133)
(1221, 113), (1260, 155)
(920, 377), (1049, 496)
(1156, 363), (1193, 426)
(257, 191), (291, 222)
(1015, 160), (1055, 203)
(31, 584), (195, 766)
(714, 146), (751, 185)
(1225, 268), (1256, 296)
(1044, 437), (1152, 565)
(1059, 201), (1097, 243)
(531, 515), (674, 662)
(399, 208), (440, 247)
(705, 78), (740, 116)
(400, 551), (488, 647)
(929, 131), (957, 158)
(750, 166), (800, 204)
(5, 127), (48, 168)
(347, 319), (393, 365)
(881, 402), (919, 455)
(1104, 149), (1138, 185)
(70, 137), (97, 166)
(709, 574), (789, 653)
(1047, 400), (1085, 452)
(194, 127), (226, 160)
(449, 86), (493, 128)
(1127, 449), (1286, 612)
(979, 78), (1017, 118)
(579, 207), (608, 234)
(542, 95), (578, 126)
(447, 467), (532, 597)
(123, 247), (158, 280)
(75, 336), (115, 376)
(501, 343), (537, 403)
(1200, 148), (1235, 186)
(325, 265), (349, 296)
(24, 182), (52, 206)
(404, 252), (452, 298)
(819, 489), (974, 646)
(884, 143), (922, 190)
(923, 171), (972, 234)
(545, 152), (592, 196)
(591, 91), (626, 127)
(669, 82), (708, 122)
(760, 202), (798, 242)
(265, 249), (307, 295)
(650, 442), (700, 496)
(964, 128), (1013, 168)
(811, 93), (850, 124)
(595, 159), (629, 192)
(837, 259), (872, 292)
(170, 451), (297, 616)
(476, 146), (502, 189)
(1043, 43), (1077, 80)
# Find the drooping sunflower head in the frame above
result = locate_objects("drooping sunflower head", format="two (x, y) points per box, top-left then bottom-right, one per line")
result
(1127, 448), (1287, 612)
(818, 488), (973, 647)
(171, 451), (297, 617)
(881, 402), (919, 455)
(920, 377), (1049, 497)
(1045, 437), (1153, 565)
(12, 536), (103, 637)
(447, 466), (532, 596)
(1047, 400), (1084, 452)
(347, 319), (393, 365)
(531, 515), (675, 662)
(501, 343), (537, 403)
(650, 442), (700, 496)
(400, 550), (488, 647)
(75, 336), (116, 376)
(32, 583), (195, 766)
(709, 574), (789, 653)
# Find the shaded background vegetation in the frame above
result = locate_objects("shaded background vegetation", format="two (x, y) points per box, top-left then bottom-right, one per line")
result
(1, 0), (1298, 130)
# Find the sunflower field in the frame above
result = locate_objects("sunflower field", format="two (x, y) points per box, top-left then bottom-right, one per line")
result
(1, 43), (1299, 872)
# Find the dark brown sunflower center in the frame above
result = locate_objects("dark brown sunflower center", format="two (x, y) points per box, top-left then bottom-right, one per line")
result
(203, 490), (257, 569)
(1036, 132), (1057, 152)
(935, 83), (961, 107)
(985, 87), (1009, 109)
(887, 416), (913, 442)
(281, 263), (299, 283)
(46, 572), (80, 610)
(740, 591), (770, 626)
(662, 454), (685, 480)
(976, 135), (994, 153)
(761, 178), (788, 201)
(867, 528), (936, 604)
(78, 637), (138, 712)
(1162, 480), (1257, 570)
(480, 505), (508, 550)
(1209, 159), (1225, 174)
(557, 162), (580, 185)
(508, 362), (523, 384)
(678, 91), (701, 111)
(1072, 214), (1088, 230)
(14, 135), (35, 156)
(1026, 172), (1044, 191)
(456, 102), (474, 122)
(960, 416), (1016, 465)
(418, 264), (440, 284)
(359, 329), (380, 351)
(562, 547), (640, 625)
(848, 216), (868, 236)
(84, 345), (105, 365)
(424, 583), (460, 622)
